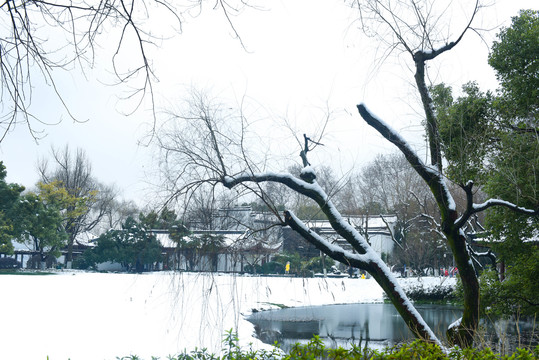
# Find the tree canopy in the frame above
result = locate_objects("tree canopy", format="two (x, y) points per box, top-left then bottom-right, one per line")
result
(0, 161), (25, 254)
(76, 216), (162, 272)
(14, 182), (71, 265)
(433, 9), (539, 317)
(39, 145), (117, 266)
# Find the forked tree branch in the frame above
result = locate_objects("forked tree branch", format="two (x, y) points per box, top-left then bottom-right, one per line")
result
(222, 170), (440, 344)
(456, 180), (539, 228)
(472, 199), (539, 216)
(357, 103), (457, 217)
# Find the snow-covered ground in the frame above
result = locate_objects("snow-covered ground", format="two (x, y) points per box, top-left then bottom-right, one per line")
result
(0, 271), (455, 360)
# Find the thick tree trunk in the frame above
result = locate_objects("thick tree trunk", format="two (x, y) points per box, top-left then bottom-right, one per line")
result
(444, 227), (479, 347)
(369, 262), (438, 341)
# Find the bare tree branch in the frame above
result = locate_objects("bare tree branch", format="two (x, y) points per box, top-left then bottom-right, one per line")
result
(0, 0), (253, 141)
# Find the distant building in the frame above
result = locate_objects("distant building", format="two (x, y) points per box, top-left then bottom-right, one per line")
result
(153, 228), (281, 272)
(2, 206), (398, 272)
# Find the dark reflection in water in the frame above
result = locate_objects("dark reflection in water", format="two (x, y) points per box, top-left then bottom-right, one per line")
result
(248, 303), (537, 352)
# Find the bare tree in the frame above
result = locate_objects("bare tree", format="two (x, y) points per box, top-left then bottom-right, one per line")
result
(156, 91), (443, 345)
(351, 0), (539, 346)
(356, 153), (448, 272)
(39, 144), (116, 267)
(0, 0), (248, 141)
(100, 198), (140, 231)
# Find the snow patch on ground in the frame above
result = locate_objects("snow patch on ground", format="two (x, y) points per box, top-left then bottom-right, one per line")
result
(0, 271), (455, 360)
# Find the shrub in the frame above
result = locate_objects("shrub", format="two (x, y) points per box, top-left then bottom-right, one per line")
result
(261, 261), (286, 274)
(243, 263), (263, 274)
(0, 256), (21, 269)
(115, 333), (539, 360)
(404, 283), (456, 302)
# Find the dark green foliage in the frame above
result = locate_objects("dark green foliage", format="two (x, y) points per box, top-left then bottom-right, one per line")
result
(261, 260), (286, 274)
(76, 216), (162, 272)
(484, 10), (539, 268)
(431, 82), (494, 184)
(300, 256), (334, 275)
(0, 162), (25, 254)
(479, 9), (539, 321)
(403, 283), (456, 303)
(139, 208), (185, 232)
(455, 259), (538, 318)
(244, 260), (287, 275)
(115, 332), (539, 359)
(271, 253), (302, 275)
(432, 10), (539, 323)
(489, 10), (539, 121)
(268, 253), (335, 277)
(15, 191), (68, 262)
(477, 260), (538, 318)
(0, 257), (21, 269)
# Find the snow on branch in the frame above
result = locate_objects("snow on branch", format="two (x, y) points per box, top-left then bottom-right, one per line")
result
(357, 104), (456, 212)
(223, 167), (441, 345)
(472, 199), (539, 216)
(357, 104), (425, 172)
(223, 172), (324, 200)
(223, 171), (371, 255)
(283, 211), (372, 268)
(455, 181), (538, 229)
(224, 170), (386, 264)
(414, 0), (479, 62)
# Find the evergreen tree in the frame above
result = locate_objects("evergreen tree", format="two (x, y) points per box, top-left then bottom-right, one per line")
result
(433, 10), (539, 316)
(15, 185), (69, 267)
(80, 216), (162, 272)
(0, 162), (25, 254)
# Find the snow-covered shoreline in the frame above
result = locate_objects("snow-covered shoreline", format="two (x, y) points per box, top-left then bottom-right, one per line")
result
(0, 271), (455, 360)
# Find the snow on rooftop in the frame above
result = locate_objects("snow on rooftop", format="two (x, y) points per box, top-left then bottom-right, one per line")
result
(305, 215), (397, 232)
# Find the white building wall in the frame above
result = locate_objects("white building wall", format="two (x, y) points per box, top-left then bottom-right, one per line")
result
(369, 234), (394, 256)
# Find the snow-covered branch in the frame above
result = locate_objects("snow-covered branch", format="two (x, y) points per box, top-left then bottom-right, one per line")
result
(472, 199), (539, 216)
(222, 168), (442, 344)
(357, 104), (426, 175)
(283, 211), (371, 267)
(223, 171), (370, 255)
(357, 104), (457, 214)
(415, 0), (479, 62)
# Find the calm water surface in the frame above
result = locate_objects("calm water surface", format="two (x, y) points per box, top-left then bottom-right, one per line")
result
(248, 303), (537, 352)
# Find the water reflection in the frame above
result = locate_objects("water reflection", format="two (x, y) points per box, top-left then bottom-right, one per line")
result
(248, 303), (537, 352)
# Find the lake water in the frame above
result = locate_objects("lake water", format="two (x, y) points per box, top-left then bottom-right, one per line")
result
(248, 303), (537, 352)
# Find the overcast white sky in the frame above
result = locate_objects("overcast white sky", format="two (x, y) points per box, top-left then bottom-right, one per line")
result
(0, 0), (536, 207)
